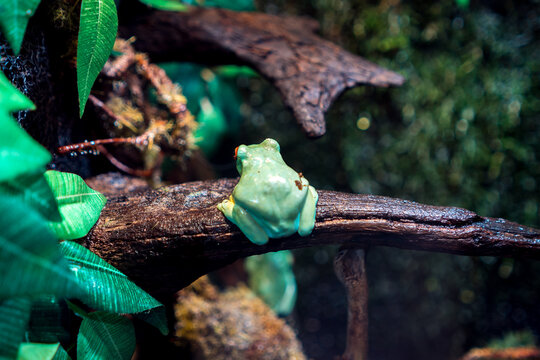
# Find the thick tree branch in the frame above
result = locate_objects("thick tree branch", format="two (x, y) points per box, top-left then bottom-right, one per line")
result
(118, 7), (404, 137)
(83, 174), (540, 299)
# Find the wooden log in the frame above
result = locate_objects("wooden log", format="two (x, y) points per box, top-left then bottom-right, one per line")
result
(83, 173), (540, 298)
(119, 7), (404, 137)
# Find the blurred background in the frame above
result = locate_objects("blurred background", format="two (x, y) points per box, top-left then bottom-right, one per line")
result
(169, 0), (539, 359)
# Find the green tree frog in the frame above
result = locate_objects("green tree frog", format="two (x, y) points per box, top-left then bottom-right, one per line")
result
(217, 138), (318, 245)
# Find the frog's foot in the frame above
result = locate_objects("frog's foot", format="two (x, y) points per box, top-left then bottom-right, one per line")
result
(217, 196), (269, 245)
(217, 196), (235, 218)
(298, 185), (318, 236)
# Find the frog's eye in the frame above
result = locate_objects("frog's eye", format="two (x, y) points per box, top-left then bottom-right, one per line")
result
(236, 145), (248, 160)
(262, 138), (280, 152)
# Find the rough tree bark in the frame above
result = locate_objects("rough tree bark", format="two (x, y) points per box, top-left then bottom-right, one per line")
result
(84, 173), (540, 299)
(334, 247), (369, 360)
(118, 6), (405, 137)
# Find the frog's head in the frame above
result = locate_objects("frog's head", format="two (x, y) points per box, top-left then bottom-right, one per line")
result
(234, 138), (282, 174)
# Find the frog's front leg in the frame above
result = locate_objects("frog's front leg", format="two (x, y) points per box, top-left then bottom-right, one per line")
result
(217, 196), (270, 245)
(298, 185), (318, 236)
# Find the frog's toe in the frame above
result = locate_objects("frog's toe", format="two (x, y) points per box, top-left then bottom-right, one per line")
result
(217, 198), (235, 218)
(247, 232), (270, 245)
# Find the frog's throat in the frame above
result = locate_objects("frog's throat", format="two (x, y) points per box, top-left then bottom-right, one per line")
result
(228, 195), (235, 204)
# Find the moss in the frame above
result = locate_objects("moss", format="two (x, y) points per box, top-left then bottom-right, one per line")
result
(175, 276), (306, 360)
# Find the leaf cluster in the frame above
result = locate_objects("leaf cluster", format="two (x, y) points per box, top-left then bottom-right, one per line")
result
(0, 72), (166, 359)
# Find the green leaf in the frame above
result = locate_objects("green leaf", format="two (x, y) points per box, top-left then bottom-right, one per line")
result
(51, 345), (70, 360)
(44, 171), (107, 240)
(245, 250), (297, 316)
(0, 196), (80, 300)
(0, 119), (50, 183)
(0, 71), (35, 113)
(0, 172), (61, 222)
(16, 343), (59, 360)
(139, 0), (189, 11)
(0, 72), (50, 182)
(0, 0), (41, 55)
(77, 0), (118, 117)
(77, 312), (135, 360)
(59, 241), (163, 315)
(0, 298), (32, 360)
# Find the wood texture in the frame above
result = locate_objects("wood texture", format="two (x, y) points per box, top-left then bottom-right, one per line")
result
(334, 247), (368, 360)
(119, 7), (405, 137)
(83, 173), (540, 298)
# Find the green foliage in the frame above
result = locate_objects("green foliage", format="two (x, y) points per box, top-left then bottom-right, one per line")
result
(77, 312), (135, 360)
(182, 0), (254, 11)
(0, 299), (32, 360)
(0, 71), (35, 113)
(245, 250), (297, 316)
(16, 343), (60, 360)
(0, 173), (61, 222)
(0, 68), (164, 357)
(0, 72), (50, 183)
(0, 196), (79, 300)
(0, 119), (51, 183)
(51, 346), (70, 360)
(77, 0), (118, 117)
(0, 0), (41, 55)
(59, 241), (165, 317)
(323, 0), (540, 226)
(44, 171), (106, 240)
(138, 0), (189, 11)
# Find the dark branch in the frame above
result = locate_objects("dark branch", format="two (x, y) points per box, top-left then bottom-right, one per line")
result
(83, 174), (540, 299)
(334, 247), (369, 360)
(118, 7), (404, 137)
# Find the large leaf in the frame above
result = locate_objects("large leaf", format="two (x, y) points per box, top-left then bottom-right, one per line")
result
(0, 0), (41, 55)
(0, 196), (80, 300)
(139, 0), (188, 11)
(77, 312), (135, 360)
(0, 72), (50, 182)
(0, 172), (61, 222)
(59, 241), (163, 315)
(16, 343), (59, 360)
(44, 171), (106, 240)
(0, 298), (32, 360)
(77, 0), (118, 117)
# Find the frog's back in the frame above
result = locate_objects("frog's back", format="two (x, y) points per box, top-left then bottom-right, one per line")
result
(233, 165), (308, 237)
